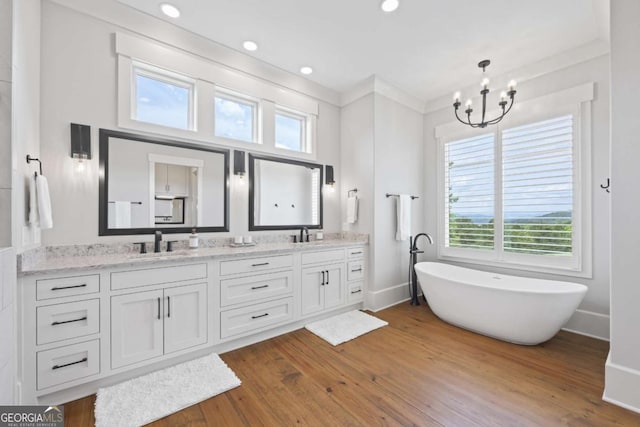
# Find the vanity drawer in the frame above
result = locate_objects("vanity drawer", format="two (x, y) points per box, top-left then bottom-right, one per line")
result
(37, 339), (100, 390)
(220, 255), (293, 276)
(348, 282), (364, 303)
(301, 249), (345, 265)
(220, 297), (293, 339)
(347, 247), (366, 259)
(36, 275), (100, 301)
(111, 263), (207, 290)
(347, 261), (365, 281)
(37, 299), (100, 345)
(220, 271), (293, 307)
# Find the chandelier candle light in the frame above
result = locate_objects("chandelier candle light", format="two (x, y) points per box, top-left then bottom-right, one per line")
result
(453, 60), (517, 128)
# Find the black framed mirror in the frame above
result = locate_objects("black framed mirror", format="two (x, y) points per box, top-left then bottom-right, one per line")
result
(249, 154), (323, 231)
(99, 129), (229, 235)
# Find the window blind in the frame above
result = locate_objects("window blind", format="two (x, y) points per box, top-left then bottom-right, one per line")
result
(501, 115), (573, 256)
(444, 133), (495, 250)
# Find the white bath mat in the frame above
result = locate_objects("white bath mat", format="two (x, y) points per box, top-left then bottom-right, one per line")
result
(305, 310), (388, 346)
(94, 353), (241, 427)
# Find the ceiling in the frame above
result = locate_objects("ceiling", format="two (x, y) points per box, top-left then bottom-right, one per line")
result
(117, 0), (609, 102)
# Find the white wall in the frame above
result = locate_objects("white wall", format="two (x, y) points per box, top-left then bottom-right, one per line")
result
(340, 90), (425, 309)
(0, 0), (11, 248)
(372, 94), (424, 294)
(423, 54), (611, 339)
(38, 0), (341, 245)
(11, 0), (41, 252)
(604, 0), (640, 413)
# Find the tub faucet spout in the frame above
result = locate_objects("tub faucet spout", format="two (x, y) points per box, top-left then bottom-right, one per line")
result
(409, 233), (434, 306)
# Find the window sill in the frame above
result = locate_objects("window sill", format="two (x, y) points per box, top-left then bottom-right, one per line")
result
(436, 253), (593, 279)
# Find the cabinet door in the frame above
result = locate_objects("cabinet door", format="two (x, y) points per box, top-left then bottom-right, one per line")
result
(155, 164), (168, 194)
(167, 164), (188, 196)
(301, 266), (325, 316)
(164, 283), (208, 354)
(324, 265), (345, 310)
(111, 290), (164, 369)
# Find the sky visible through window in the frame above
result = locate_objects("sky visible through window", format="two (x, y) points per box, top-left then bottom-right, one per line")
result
(136, 74), (190, 130)
(215, 97), (254, 142)
(275, 113), (303, 151)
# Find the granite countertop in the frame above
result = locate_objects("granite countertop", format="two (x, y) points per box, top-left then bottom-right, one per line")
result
(19, 237), (368, 277)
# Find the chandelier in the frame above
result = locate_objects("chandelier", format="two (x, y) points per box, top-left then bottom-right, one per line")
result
(453, 60), (517, 128)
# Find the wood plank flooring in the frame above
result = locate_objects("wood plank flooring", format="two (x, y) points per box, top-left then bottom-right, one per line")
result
(64, 303), (640, 426)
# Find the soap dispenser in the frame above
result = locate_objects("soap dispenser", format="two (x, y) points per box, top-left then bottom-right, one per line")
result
(189, 228), (199, 249)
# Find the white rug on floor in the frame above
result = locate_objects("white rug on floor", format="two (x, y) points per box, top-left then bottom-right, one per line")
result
(305, 310), (388, 346)
(94, 353), (241, 427)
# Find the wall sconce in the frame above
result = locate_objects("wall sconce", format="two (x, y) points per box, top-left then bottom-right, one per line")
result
(325, 165), (335, 192)
(70, 123), (91, 171)
(234, 150), (246, 182)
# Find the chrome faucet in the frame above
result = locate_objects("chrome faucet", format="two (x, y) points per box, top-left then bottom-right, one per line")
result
(154, 230), (163, 253)
(300, 227), (309, 243)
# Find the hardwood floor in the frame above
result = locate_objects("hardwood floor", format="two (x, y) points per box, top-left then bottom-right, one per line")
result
(64, 303), (640, 426)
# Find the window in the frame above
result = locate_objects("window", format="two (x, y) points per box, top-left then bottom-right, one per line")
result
(275, 109), (307, 152)
(214, 92), (258, 143)
(133, 63), (194, 130)
(440, 112), (582, 272)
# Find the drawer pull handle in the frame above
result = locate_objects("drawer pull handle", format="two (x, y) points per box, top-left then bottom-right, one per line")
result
(351, 290), (362, 294)
(251, 285), (269, 290)
(52, 357), (88, 370)
(351, 268), (363, 273)
(251, 262), (270, 267)
(51, 316), (87, 326)
(251, 313), (269, 319)
(51, 284), (87, 291)
(351, 251), (363, 255)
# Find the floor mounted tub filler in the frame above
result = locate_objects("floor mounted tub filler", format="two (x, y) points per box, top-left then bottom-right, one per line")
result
(414, 262), (587, 345)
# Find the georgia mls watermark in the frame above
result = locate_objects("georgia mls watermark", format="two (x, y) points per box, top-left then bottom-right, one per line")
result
(0, 405), (64, 427)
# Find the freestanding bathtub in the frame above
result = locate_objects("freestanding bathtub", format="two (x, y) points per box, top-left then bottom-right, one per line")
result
(414, 262), (587, 345)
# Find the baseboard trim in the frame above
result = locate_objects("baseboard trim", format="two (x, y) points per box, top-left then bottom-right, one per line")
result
(365, 282), (413, 312)
(604, 353), (640, 414)
(562, 309), (609, 341)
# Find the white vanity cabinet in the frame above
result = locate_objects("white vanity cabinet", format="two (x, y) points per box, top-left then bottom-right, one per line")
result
(300, 249), (346, 316)
(111, 282), (207, 368)
(346, 247), (366, 304)
(110, 264), (209, 369)
(19, 241), (367, 405)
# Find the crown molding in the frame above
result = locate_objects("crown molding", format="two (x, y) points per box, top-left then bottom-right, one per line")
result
(340, 75), (425, 114)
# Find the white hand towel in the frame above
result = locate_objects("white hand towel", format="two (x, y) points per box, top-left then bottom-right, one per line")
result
(114, 201), (132, 228)
(28, 175), (39, 226)
(36, 175), (53, 229)
(346, 196), (359, 224)
(395, 194), (411, 241)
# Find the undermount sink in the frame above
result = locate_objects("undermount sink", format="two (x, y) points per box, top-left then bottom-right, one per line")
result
(128, 250), (192, 259)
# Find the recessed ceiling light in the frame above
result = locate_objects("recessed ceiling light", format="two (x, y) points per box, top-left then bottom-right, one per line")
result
(300, 66), (313, 75)
(243, 41), (258, 52)
(380, 0), (399, 13)
(160, 3), (181, 18)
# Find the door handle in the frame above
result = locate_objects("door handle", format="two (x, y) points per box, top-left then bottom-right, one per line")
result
(251, 262), (270, 267)
(51, 283), (87, 291)
(157, 297), (161, 320)
(325, 270), (330, 285)
(321, 270), (325, 286)
(167, 296), (171, 318)
(51, 316), (88, 326)
(52, 357), (88, 370)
